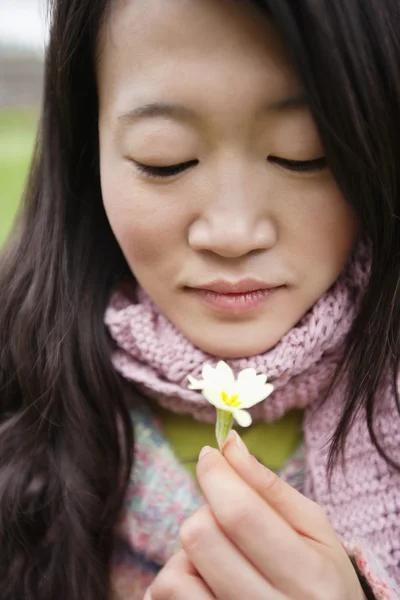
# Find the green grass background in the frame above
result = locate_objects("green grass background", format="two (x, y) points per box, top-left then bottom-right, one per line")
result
(0, 109), (38, 245)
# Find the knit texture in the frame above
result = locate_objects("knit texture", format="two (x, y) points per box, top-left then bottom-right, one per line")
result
(105, 240), (400, 589)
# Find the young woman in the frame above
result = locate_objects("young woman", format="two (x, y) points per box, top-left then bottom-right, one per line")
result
(0, 0), (399, 599)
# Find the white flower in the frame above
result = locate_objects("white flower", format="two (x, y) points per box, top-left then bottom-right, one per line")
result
(187, 360), (274, 427)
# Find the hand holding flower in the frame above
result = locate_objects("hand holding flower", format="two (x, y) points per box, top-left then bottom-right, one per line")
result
(146, 433), (366, 600)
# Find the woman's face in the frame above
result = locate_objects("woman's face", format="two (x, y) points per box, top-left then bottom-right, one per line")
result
(97, 0), (358, 358)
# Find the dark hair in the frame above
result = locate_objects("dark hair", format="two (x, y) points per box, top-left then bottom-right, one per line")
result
(0, 0), (399, 598)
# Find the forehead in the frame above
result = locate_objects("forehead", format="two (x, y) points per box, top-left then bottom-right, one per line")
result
(96, 0), (300, 119)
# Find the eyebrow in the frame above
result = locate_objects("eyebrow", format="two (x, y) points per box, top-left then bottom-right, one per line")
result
(117, 94), (307, 125)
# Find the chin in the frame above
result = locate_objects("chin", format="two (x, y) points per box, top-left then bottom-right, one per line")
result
(189, 334), (280, 359)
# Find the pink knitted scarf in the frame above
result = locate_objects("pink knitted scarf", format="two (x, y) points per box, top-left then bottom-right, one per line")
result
(105, 242), (369, 421)
(105, 240), (400, 582)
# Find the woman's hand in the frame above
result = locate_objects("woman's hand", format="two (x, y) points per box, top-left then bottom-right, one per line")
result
(145, 431), (366, 600)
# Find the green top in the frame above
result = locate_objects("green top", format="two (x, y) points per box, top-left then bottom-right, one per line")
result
(152, 403), (304, 479)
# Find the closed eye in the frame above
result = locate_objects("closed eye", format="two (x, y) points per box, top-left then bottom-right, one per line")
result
(132, 160), (198, 179)
(269, 156), (327, 172)
(131, 156), (327, 179)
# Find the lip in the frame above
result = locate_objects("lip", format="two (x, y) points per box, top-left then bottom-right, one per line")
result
(187, 279), (283, 313)
(193, 278), (280, 294)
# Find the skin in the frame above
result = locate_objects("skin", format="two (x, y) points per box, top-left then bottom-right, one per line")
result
(97, 0), (364, 597)
(97, 0), (359, 360)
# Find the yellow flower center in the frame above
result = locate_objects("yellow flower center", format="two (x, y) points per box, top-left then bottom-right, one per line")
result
(221, 390), (241, 408)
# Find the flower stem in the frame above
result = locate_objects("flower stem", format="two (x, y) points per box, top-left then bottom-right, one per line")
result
(215, 409), (234, 451)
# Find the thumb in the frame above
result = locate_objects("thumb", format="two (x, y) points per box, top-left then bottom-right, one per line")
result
(223, 430), (339, 546)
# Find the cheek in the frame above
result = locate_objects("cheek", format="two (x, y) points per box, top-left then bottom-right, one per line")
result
(100, 166), (188, 268)
(280, 177), (359, 272)
(311, 192), (358, 266)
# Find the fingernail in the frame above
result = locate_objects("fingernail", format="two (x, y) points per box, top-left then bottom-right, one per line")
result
(227, 430), (250, 455)
(198, 446), (213, 460)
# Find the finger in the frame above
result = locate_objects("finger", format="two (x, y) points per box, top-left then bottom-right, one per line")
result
(180, 505), (282, 600)
(149, 549), (215, 600)
(196, 445), (322, 594)
(223, 431), (340, 547)
(162, 549), (200, 576)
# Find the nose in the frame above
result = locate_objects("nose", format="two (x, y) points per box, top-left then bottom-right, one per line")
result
(188, 170), (277, 259)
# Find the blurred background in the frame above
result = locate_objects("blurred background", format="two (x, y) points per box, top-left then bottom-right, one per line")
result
(0, 0), (47, 245)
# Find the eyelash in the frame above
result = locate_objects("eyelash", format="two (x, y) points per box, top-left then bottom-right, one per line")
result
(133, 156), (327, 179)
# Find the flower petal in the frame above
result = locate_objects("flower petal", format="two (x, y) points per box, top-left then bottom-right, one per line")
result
(245, 383), (275, 407)
(237, 368), (258, 382)
(187, 375), (205, 390)
(234, 373), (273, 405)
(234, 381), (262, 406)
(254, 373), (268, 386)
(233, 409), (252, 427)
(215, 361), (236, 388)
(202, 388), (234, 413)
(202, 363), (218, 384)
